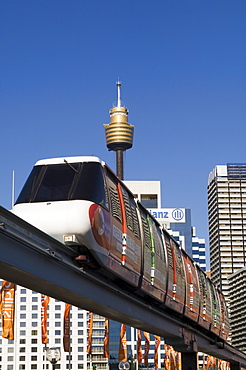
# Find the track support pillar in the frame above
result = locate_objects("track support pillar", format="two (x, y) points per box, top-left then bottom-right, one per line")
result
(181, 352), (198, 370)
(230, 362), (241, 370)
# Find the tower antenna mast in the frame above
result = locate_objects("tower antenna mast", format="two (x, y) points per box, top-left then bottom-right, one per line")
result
(104, 81), (134, 180)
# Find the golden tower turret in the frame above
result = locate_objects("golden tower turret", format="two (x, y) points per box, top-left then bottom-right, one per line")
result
(104, 81), (134, 180)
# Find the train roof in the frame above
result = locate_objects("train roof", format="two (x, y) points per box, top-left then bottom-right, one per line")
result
(35, 156), (105, 166)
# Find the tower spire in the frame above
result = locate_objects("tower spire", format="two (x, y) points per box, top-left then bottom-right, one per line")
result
(103, 81), (134, 180)
(116, 80), (122, 107)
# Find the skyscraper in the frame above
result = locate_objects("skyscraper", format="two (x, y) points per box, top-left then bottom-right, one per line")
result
(208, 164), (246, 301)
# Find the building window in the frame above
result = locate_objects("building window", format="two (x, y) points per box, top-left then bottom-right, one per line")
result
(20, 306), (26, 310)
(78, 347), (83, 352)
(78, 322), (83, 327)
(20, 297), (26, 302)
(78, 330), (83, 335)
(31, 366), (37, 370)
(20, 331), (26, 336)
(31, 356), (37, 361)
(31, 339), (37, 344)
(55, 322), (61, 327)
(19, 366), (25, 370)
(31, 347), (37, 352)
(78, 338), (83, 343)
(8, 347), (14, 353)
(55, 330), (61, 335)
(20, 322), (26, 327)
(19, 356), (25, 361)
(55, 305), (61, 310)
(20, 289), (26, 294)
(32, 297), (38, 302)
(7, 366), (13, 370)
(31, 330), (38, 336)
(78, 355), (83, 360)
(32, 314), (38, 319)
(55, 314), (61, 319)
(32, 322), (38, 327)
(78, 365), (83, 369)
(20, 339), (26, 344)
(55, 338), (61, 344)
(78, 314), (83, 319)
(20, 314), (26, 319)
(32, 305), (38, 310)
(19, 347), (25, 353)
(7, 356), (14, 361)
(141, 194), (158, 208)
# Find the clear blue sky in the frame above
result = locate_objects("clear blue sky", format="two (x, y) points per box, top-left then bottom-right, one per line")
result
(1, 0), (246, 257)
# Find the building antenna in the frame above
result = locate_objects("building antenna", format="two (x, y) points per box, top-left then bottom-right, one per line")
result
(116, 79), (122, 107)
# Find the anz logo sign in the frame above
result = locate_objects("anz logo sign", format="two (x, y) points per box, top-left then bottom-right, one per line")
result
(148, 208), (185, 223)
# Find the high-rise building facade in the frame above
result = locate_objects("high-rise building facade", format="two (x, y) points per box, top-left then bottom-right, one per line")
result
(228, 267), (246, 351)
(208, 164), (246, 301)
(0, 281), (107, 370)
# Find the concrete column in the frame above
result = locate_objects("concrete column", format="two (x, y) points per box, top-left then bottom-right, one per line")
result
(116, 150), (124, 180)
(230, 362), (241, 370)
(181, 352), (198, 370)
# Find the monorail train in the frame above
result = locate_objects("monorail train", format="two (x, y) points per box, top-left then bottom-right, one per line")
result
(11, 156), (230, 341)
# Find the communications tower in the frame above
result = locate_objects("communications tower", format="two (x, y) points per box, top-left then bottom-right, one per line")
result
(104, 81), (134, 180)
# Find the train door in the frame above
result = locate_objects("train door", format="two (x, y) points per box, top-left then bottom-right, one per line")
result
(218, 289), (230, 340)
(138, 203), (167, 302)
(196, 267), (213, 331)
(164, 231), (186, 314)
(208, 279), (222, 337)
(118, 183), (142, 278)
(181, 250), (200, 323)
(104, 166), (141, 287)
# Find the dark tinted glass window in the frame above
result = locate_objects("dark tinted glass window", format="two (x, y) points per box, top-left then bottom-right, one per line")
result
(72, 162), (107, 207)
(105, 168), (122, 223)
(15, 162), (107, 207)
(35, 164), (78, 202)
(15, 166), (43, 204)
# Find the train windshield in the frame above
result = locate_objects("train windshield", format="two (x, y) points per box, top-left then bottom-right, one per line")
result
(15, 162), (107, 207)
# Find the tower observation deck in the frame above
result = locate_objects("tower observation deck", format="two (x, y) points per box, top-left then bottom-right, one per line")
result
(104, 81), (134, 180)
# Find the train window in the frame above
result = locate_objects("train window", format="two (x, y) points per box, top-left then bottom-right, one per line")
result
(72, 163), (108, 208)
(15, 162), (108, 206)
(150, 219), (164, 259)
(105, 169), (122, 223)
(164, 233), (174, 270)
(15, 166), (43, 204)
(35, 164), (78, 202)
(120, 186), (140, 238)
(197, 269), (207, 314)
(121, 186), (134, 232)
(129, 198), (140, 239)
(139, 205), (151, 250)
